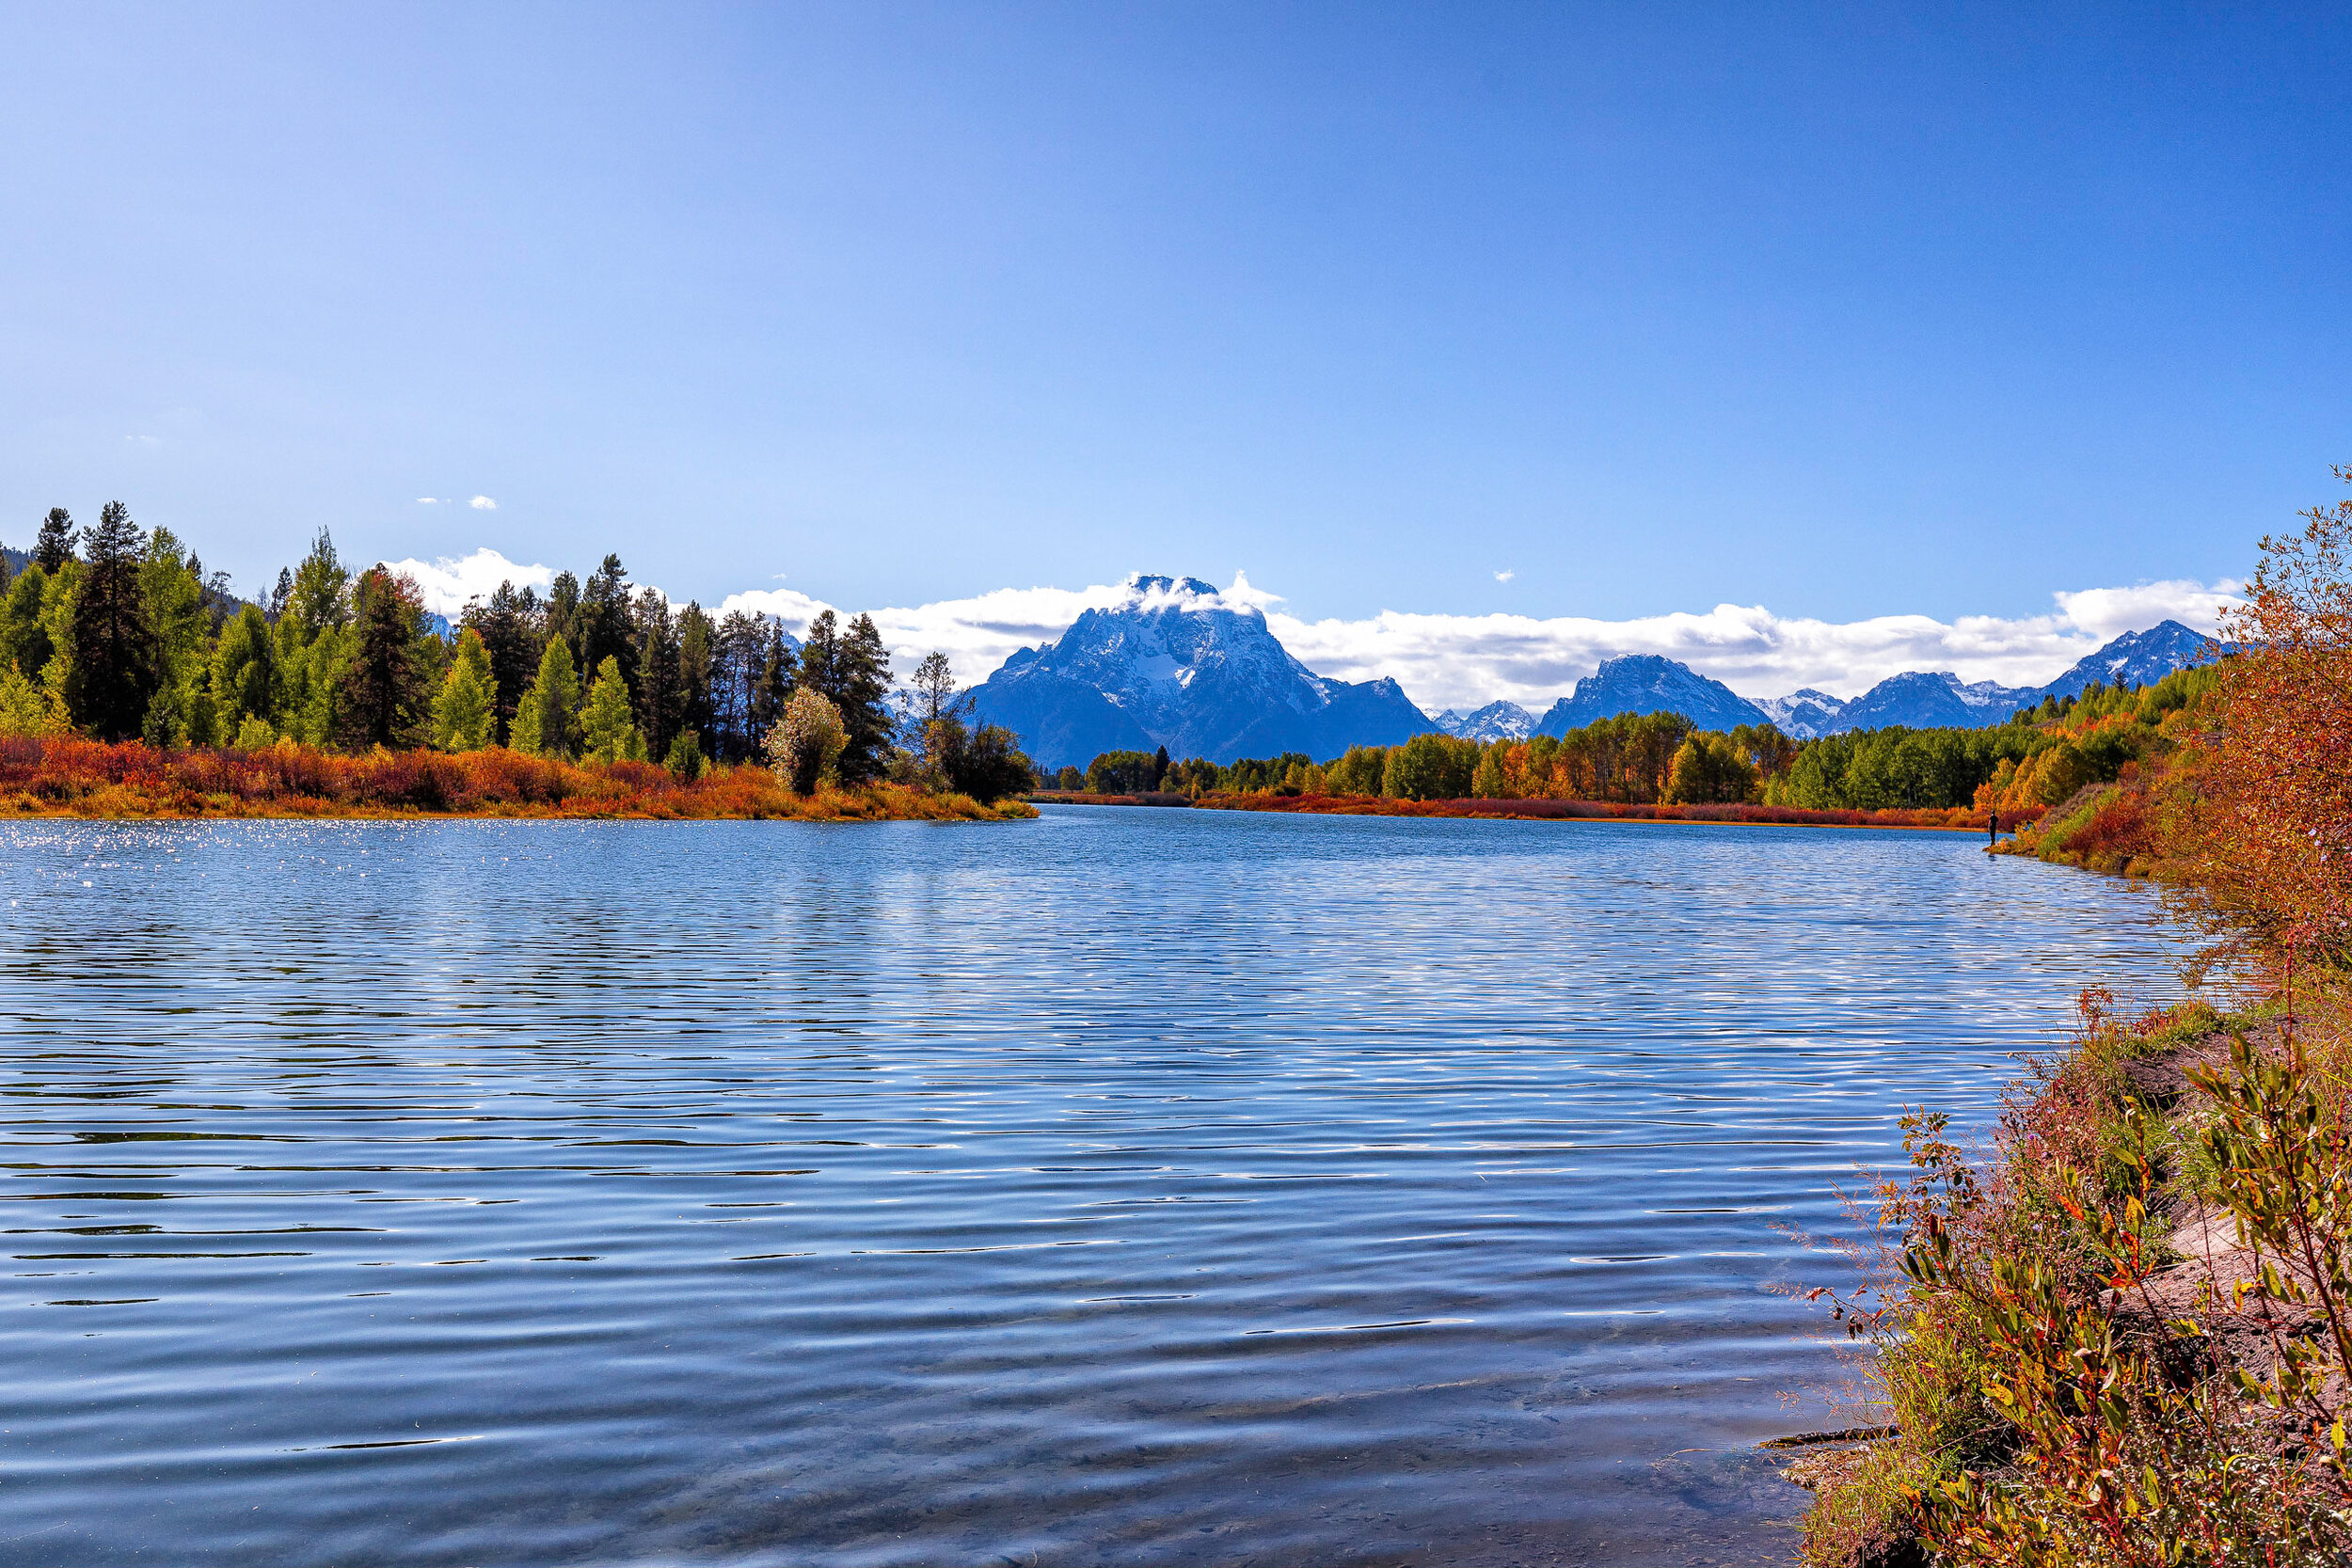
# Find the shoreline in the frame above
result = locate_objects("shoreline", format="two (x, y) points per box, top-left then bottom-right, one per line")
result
(0, 737), (1033, 823)
(1033, 789), (2040, 835)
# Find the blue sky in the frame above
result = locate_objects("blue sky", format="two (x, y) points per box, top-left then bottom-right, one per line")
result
(2, 2), (2344, 653)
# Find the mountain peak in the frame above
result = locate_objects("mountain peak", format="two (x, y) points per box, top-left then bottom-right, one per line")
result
(972, 571), (1428, 766)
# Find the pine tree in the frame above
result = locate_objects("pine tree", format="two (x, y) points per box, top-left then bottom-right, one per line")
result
(580, 655), (641, 763)
(336, 566), (430, 749)
(578, 555), (636, 693)
(831, 613), (895, 784)
(267, 566), (294, 621)
(62, 501), (157, 740)
(631, 588), (682, 762)
(462, 579), (544, 744)
(32, 508), (76, 573)
(511, 638), (580, 758)
(676, 603), (715, 759)
(754, 621), (798, 743)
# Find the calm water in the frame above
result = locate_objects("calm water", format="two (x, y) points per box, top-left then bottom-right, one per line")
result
(0, 807), (2183, 1566)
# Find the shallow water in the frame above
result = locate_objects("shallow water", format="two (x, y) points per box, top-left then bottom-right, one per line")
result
(0, 807), (2183, 1565)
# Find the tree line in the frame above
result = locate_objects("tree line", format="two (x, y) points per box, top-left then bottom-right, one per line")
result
(0, 505), (1032, 800)
(1056, 671), (2212, 812)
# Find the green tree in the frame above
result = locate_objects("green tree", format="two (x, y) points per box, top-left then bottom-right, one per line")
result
(829, 613), (894, 784)
(577, 555), (636, 693)
(140, 526), (208, 730)
(675, 602), (714, 758)
(0, 664), (55, 737)
(580, 655), (641, 762)
(335, 566), (431, 749)
(62, 501), (157, 740)
(461, 578), (543, 744)
(32, 507), (75, 573)
(510, 637), (580, 758)
(1, 562), (53, 676)
(286, 529), (351, 640)
(210, 605), (278, 733)
(631, 588), (683, 761)
(1662, 733), (1758, 804)
(433, 628), (497, 752)
(1381, 733), (1477, 800)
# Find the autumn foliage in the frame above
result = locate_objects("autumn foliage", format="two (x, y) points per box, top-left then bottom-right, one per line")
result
(2166, 468), (2352, 970)
(0, 736), (1031, 821)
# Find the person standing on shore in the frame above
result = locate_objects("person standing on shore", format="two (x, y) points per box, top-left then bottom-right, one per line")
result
(1988, 807), (1999, 846)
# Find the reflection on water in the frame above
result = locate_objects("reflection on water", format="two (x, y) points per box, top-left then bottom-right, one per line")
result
(0, 808), (2181, 1565)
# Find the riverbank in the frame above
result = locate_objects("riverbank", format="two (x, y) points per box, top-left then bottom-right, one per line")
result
(0, 737), (1034, 821)
(1035, 787), (2037, 832)
(1789, 489), (2352, 1565)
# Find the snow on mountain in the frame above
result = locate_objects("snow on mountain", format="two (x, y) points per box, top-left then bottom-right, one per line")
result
(1433, 701), (1535, 742)
(1534, 655), (1771, 737)
(1749, 689), (1848, 740)
(1827, 671), (2038, 733)
(2036, 620), (2215, 700)
(1743, 620), (2217, 735)
(969, 574), (1433, 768)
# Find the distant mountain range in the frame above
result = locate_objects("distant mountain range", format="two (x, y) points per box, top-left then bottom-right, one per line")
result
(1432, 701), (1535, 742)
(970, 575), (1428, 768)
(969, 575), (2221, 766)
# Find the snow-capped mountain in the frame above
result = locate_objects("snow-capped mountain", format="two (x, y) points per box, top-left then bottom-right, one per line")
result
(2037, 620), (2215, 701)
(969, 574), (1433, 768)
(1534, 655), (1771, 736)
(1829, 671), (2039, 733)
(1433, 701), (1535, 742)
(1749, 689), (1849, 740)
(1744, 621), (2217, 735)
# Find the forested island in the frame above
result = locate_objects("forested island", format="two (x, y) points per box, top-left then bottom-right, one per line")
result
(0, 506), (1033, 819)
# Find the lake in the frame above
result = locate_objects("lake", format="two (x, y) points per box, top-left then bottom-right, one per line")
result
(0, 806), (2184, 1565)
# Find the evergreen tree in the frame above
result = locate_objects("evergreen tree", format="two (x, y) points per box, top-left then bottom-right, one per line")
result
(62, 501), (157, 740)
(754, 621), (798, 742)
(544, 570), (581, 670)
(211, 605), (277, 732)
(511, 638), (580, 758)
(580, 655), (641, 762)
(32, 508), (76, 573)
(267, 566), (294, 621)
(462, 579), (543, 744)
(577, 555), (636, 693)
(676, 602), (715, 758)
(432, 629), (497, 752)
(335, 566), (430, 749)
(631, 588), (683, 761)
(831, 613), (894, 784)
(798, 610), (839, 697)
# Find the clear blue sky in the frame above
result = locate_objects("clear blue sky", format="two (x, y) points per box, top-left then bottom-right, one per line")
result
(2, 2), (2344, 624)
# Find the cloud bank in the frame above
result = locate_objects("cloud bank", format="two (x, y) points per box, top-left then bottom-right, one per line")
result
(385, 548), (554, 618)
(429, 547), (2237, 711)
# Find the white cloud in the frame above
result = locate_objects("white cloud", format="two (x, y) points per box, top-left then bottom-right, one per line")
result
(416, 497), (441, 505)
(1494, 568), (1515, 583)
(384, 547), (555, 618)
(469, 496), (498, 511)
